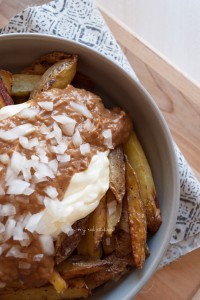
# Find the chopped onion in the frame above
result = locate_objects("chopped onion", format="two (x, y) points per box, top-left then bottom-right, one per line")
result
(0, 154), (9, 164)
(33, 253), (44, 261)
(36, 194), (45, 205)
(40, 124), (50, 135)
(25, 211), (43, 233)
(50, 142), (67, 155)
(72, 129), (82, 147)
(52, 115), (76, 125)
(0, 243), (10, 255)
(18, 107), (37, 119)
(38, 101), (53, 111)
(53, 122), (62, 144)
(34, 163), (55, 180)
(4, 218), (16, 241)
(49, 159), (58, 174)
(13, 223), (24, 241)
(18, 262), (31, 269)
(80, 143), (91, 155)
(10, 151), (26, 177)
(0, 204), (16, 216)
(57, 154), (71, 163)
(0, 124), (35, 141)
(0, 186), (5, 196)
(44, 186), (58, 199)
(70, 101), (92, 118)
(6, 246), (28, 259)
(38, 235), (55, 256)
(102, 129), (113, 149)
(83, 119), (93, 131)
(7, 180), (30, 195)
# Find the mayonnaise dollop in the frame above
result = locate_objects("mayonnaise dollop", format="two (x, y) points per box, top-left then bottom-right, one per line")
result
(26, 151), (109, 237)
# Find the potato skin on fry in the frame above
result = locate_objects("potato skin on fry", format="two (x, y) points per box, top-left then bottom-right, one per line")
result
(0, 78), (14, 108)
(125, 160), (147, 269)
(0, 69), (12, 94)
(109, 146), (125, 203)
(123, 131), (162, 234)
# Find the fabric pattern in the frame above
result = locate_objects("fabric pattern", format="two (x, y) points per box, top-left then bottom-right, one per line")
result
(0, 0), (200, 266)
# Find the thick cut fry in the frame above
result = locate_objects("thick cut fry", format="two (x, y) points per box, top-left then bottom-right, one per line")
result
(118, 194), (129, 233)
(49, 270), (67, 294)
(0, 78), (14, 108)
(106, 189), (122, 236)
(22, 52), (76, 75)
(115, 229), (132, 257)
(0, 69), (12, 94)
(123, 131), (162, 234)
(57, 256), (112, 280)
(77, 196), (106, 259)
(30, 56), (78, 98)
(102, 234), (116, 256)
(55, 216), (89, 264)
(125, 161), (147, 269)
(85, 253), (132, 290)
(0, 279), (90, 300)
(11, 74), (41, 97)
(108, 146), (125, 203)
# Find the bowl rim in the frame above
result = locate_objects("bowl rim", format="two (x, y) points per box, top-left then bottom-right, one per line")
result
(0, 32), (180, 299)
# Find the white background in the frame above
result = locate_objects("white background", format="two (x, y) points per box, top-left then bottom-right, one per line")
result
(96, 0), (200, 86)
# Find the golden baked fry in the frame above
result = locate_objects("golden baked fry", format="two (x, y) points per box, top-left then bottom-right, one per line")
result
(30, 56), (78, 98)
(108, 146), (125, 203)
(0, 69), (12, 94)
(77, 196), (106, 259)
(49, 270), (67, 294)
(0, 77), (14, 108)
(11, 74), (41, 97)
(125, 160), (147, 269)
(123, 131), (162, 234)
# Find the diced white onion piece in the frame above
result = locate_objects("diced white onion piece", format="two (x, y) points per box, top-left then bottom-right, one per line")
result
(7, 180), (30, 195)
(102, 129), (113, 149)
(52, 115), (76, 125)
(53, 122), (62, 144)
(70, 101), (92, 118)
(31, 155), (39, 161)
(83, 119), (93, 131)
(13, 223), (24, 240)
(0, 204), (16, 216)
(38, 101), (53, 111)
(33, 253), (44, 261)
(20, 233), (31, 247)
(20, 136), (39, 150)
(50, 142), (67, 155)
(40, 124), (50, 135)
(36, 194), (45, 205)
(22, 213), (32, 228)
(0, 154), (9, 164)
(4, 218), (16, 241)
(6, 246), (28, 259)
(44, 186), (58, 199)
(0, 222), (5, 233)
(25, 211), (43, 233)
(18, 262), (31, 269)
(80, 143), (91, 155)
(61, 123), (76, 137)
(49, 159), (58, 174)
(45, 131), (55, 140)
(0, 124), (35, 141)
(72, 129), (82, 147)
(57, 154), (71, 163)
(18, 108), (37, 119)
(34, 163), (55, 180)
(10, 151), (26, 176)
(39, 235), (55, 256)
(23, 187), (35, 196)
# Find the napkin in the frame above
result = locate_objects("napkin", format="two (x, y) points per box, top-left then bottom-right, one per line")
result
(0, 0), (199, 267)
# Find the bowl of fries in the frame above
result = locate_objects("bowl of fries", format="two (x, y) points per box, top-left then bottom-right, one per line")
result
(0, 33), (179, 300)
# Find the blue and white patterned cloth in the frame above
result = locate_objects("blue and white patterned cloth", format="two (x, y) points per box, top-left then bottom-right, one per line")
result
(0, 0), (200, 266)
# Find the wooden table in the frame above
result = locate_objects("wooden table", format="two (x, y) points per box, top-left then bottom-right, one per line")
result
(0, 1), (200, 299)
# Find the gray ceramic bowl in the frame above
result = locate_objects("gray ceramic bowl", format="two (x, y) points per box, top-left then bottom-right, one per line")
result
(0, 33), (179, 299)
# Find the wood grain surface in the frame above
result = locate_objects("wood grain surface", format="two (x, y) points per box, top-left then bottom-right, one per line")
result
(0, 1), (200, 299)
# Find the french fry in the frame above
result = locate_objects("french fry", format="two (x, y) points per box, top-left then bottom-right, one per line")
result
(30, 56), (78, 98)
(123, 131), (162, 234)
(106, 189), (122, 236)
(0, 78), (14, 108)
(55, 216), (89, 264)
(0, 69), (12, 94)
(125, 160), (147, 269)
(77, 196), (106, 259)
(0, 279), (90, 300)
(115, 229), (132, 257)
(11, 74), (41, 97)
(57, 256), (112, 280)
(49, 270), (67, 294)
(21, 52), (76, 75)
(108, 146), (125, 203)
(118, 194), (129, 233)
